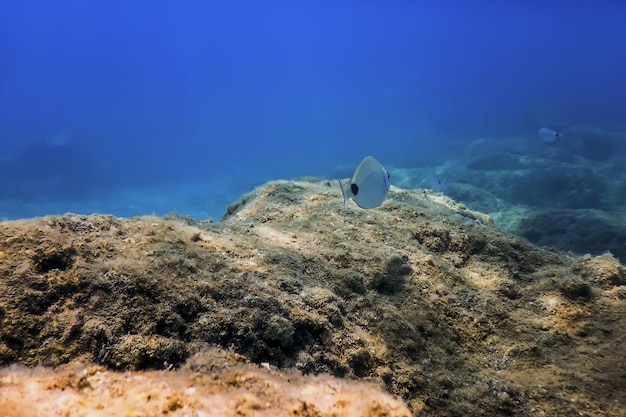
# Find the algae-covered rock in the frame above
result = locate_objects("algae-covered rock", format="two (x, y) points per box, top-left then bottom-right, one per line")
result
(1, 179), (625, 416)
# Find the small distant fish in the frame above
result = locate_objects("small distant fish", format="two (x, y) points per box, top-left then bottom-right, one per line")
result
(46, 131), (71, 147)
(426, 171), (449, 194)
(339, 156), (391, 213)
(537, 127), (562, 143)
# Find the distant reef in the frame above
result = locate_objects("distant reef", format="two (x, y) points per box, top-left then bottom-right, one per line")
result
(1, 180), (625, 416)
(398, 131), (626, 262)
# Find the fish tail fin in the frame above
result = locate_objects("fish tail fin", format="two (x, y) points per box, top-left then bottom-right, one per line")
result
(338, 178), (350, 216)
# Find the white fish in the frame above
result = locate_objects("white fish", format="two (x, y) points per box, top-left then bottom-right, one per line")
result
(537, 127), (561, 143)
(339, 156), (391, 213)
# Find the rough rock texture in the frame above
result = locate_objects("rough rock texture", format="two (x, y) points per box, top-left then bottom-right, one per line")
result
(1, 351), (410, 417)
(441, 134), (626, 261)
(1, 179), (625, 416)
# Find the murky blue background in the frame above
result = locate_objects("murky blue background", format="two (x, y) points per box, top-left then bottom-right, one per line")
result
(1, 2), (625, 222)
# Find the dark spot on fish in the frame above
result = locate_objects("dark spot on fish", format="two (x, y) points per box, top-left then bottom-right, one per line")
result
(387, 172), (391, 178)
(351, 183), (359, 195)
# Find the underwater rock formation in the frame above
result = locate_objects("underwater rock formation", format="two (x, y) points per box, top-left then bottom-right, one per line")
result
(436, 132), (626, 261)
(1, 355), (410, 417)
(0, 179), (625, 416)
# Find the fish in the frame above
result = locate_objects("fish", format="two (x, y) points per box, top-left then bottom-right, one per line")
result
(46, 131), (71, 147)
(426, 171), (449, 194)
(537, 127), (562, 143)
(339, 156), (391, 213)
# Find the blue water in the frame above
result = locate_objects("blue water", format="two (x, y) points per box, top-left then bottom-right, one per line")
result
(1, 2), (625, 221)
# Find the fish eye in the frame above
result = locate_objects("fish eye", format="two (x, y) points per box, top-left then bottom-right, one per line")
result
(387, 172), (391, 178)
(351, 183), (359, 195)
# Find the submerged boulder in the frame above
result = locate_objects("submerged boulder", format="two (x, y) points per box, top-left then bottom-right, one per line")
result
(0, 179), (624, 416)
